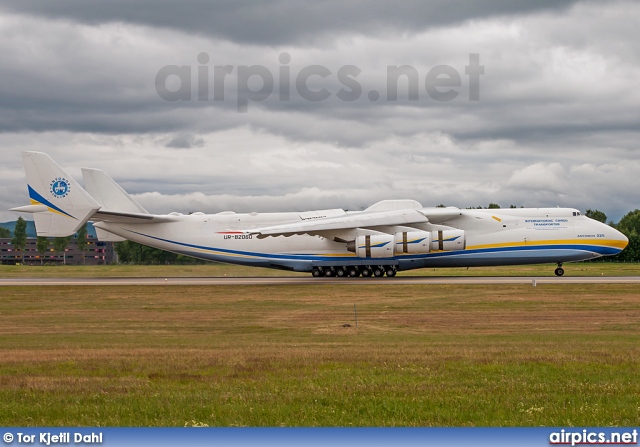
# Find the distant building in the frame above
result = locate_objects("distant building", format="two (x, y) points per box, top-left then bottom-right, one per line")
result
(0, 235), (115, 265)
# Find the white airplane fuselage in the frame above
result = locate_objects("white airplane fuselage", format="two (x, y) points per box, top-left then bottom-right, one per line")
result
(13, 152), (628, 277)
(94, 206), (626, 273)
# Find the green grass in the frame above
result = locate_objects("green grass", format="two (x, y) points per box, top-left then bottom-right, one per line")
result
(1, 261), (639, 278)
(0, 263), (303, 278)
(1, 283), (639, 426)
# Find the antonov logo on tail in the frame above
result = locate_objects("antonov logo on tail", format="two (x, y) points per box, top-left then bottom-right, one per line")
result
(50, 178), (70, 198)
(12, 152), (629, 278)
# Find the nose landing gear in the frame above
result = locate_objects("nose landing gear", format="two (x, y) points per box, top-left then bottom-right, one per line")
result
(554, 263), (564, 277)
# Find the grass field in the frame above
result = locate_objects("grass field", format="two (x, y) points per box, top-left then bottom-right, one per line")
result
(1, 282), (639, 426)
(1, 261), (639, 278)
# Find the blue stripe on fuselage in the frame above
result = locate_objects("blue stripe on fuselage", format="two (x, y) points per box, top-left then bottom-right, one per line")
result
(126, 229), (621, 262)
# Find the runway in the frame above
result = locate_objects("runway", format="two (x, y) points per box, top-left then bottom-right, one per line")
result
(2, 276), (640, 286)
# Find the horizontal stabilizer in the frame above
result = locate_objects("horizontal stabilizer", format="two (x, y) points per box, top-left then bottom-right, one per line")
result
(91, 210), (178, 224)
(9, 204), (49, 213)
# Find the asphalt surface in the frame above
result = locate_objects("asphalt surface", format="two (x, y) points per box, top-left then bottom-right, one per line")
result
(1, 276), (640, 286)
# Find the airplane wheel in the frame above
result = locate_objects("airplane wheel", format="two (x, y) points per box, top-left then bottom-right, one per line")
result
(386, 268), (396, 277)
(335, 267), (346, 277)
(348, 267), (359, 277)
(324, 268), (334, 277)
(311, 268), (322, 278)
(373, 267), (384, 277)
(554, 267), (565, 277)
(361, 268), (372, 277)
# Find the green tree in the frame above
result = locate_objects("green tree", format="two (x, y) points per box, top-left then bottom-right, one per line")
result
(114, 241), (138, 264)
(53, 236), (71, 265)
(36, 236), (50, 266)
(114, 241), (130, 264)
(616, 210), (640, 235)
(585, 209), (607, 223)
(487, 203), (500, 209)
(76, 224), (88, 265)
(612, 210), (640, 262)
(0, 227), (11, 238)
(11, 217), (27, 264)
(115, 240), (177, 265)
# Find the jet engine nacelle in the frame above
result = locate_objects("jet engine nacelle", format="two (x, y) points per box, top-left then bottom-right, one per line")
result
(431, 229), (466, 251)
(394, 231), (431, 254)
(347, 229), (465, 258)
(351, 234), (395, 258)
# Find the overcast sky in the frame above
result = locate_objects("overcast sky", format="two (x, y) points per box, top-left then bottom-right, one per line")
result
(1, 0), (638, 223)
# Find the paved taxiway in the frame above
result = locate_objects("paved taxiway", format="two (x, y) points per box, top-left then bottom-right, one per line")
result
(2, 276), (640, 286)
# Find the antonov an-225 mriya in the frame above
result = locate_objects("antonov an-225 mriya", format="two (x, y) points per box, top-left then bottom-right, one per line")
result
(11, 152), (628, 277)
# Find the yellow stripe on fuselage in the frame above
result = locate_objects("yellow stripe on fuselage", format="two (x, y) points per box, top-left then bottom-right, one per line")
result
(467, 238), (627, 250)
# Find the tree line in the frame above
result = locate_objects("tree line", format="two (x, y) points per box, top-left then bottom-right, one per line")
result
(6, 217), (200, 265)
(114, 240), (205, 265)
(607, 209), (640, 262)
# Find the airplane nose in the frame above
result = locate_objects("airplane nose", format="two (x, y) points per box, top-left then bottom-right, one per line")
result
(617, 229), (629, 248)
(610, 226), (628, 252)
(592, 220), (628, 254)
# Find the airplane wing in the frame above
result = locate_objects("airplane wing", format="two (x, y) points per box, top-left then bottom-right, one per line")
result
(249, 207), (462, 238)
(10, 205), (181, 225)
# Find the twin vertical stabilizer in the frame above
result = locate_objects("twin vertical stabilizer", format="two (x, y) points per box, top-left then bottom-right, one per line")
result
(81, 168), (148, 215)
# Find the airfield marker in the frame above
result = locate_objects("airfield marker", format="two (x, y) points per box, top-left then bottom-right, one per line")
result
(354, 303), (358, 327)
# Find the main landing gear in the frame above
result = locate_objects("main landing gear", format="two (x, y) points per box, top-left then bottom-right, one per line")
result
(554, 263), (565, 277)
(311, 266), (397, 278)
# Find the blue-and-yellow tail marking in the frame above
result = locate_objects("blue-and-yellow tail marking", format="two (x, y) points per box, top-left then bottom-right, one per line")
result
(27, 185), (76, 219)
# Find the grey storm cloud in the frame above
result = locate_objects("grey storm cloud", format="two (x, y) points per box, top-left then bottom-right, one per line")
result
(1, 0), (579, 44)
(0, 0), (639, 224)
(1, 0), (637, 146)
(165, 134), (205, 149)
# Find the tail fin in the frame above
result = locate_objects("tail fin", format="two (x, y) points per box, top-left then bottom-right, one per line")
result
(82, 168), (148, 214)
(82, 168), (148, 242)
(11, 152), (100, 237)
